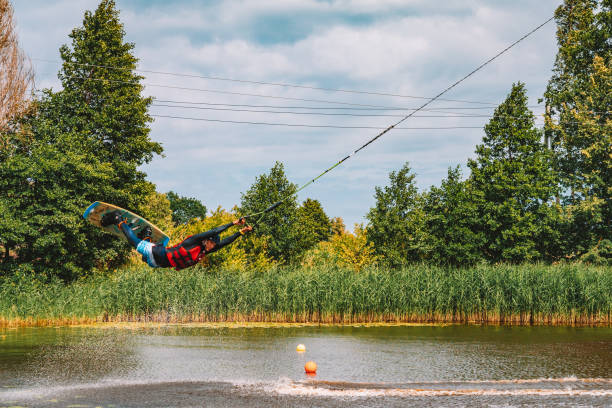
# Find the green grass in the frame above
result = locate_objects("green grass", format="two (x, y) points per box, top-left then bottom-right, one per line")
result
(1, 264), (610, 326)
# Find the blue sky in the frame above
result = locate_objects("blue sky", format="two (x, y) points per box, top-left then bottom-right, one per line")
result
(13, 0), (561, 228)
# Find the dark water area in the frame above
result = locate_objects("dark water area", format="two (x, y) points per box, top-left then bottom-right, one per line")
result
(1, 325), (611, 407)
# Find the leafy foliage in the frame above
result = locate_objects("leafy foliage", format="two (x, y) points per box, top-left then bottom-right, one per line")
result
(468, 83), (558, 262)
(0, 0), (162, 279)
(296, 198), (331, 252)
(544, 0), (612, 247)
(36, 0), (161, 214)
(580, 239), (612, 265)
(138, 191), (174, 234)
(0, 123), (116, 280)
(366, 162), (428, 267)
(330, 217), (346, 236)
(166, 191), (207, 225)
(422, 167), (484, 266)
(302, 223), (377, 271)
(239, 162), (302, 263)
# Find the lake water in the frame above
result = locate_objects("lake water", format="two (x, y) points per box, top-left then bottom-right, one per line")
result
(1, 324), (611, 407)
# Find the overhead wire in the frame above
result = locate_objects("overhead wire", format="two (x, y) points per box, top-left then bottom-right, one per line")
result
(33, 71), (549, 111)
(32, 57), (496, 105)
(153, 99), (548, 111)
(39, 72), (606, 128)
(150, 114), (484, 129)
(56, 75), (435, 109)
(150, 102), (557, 120)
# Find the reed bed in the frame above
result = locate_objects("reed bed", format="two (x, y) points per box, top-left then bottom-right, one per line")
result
(1, 264), (610, 327)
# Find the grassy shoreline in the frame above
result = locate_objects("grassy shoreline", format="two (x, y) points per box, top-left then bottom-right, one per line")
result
(1, 264), (610, 327)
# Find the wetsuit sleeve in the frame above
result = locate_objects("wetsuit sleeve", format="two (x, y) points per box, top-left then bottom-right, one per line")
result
(119, 222), (141, 248)
(207, 232), (242, 254)
(198, 222), (234, 240)
(179, 222), (236, 248)
(210, 222), (235, 235)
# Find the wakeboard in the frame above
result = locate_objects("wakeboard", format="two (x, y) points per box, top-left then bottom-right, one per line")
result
(83, 201), (170, 246)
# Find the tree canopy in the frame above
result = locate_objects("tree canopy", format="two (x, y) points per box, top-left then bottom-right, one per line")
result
(545, 0), (612, 246)
(239, 162), (301, 263)
(366, 162), (428, 267)
(166, 191), (208, 225)
(468, 82), (558, 262)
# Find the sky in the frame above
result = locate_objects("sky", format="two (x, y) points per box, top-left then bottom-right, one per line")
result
(12, 0), (562, 228)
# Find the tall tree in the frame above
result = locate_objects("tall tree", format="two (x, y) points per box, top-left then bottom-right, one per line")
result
(469, 83), (558, 262)
(239, 162), (301, 263)
(544, 0), (611, 245)
(166, 191), (207, 225)
(366, 162), (428, 267)
(296, 198), (331, 251)
(422, 167), (484, 266)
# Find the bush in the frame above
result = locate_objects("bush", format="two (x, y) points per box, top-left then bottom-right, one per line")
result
(581, 239), (612, 266)
(302, 224), (377, 272)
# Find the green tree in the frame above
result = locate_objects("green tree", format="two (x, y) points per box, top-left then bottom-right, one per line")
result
(139, 191), (174, 233)
(37, 0), (161, 214)
(422, 166), (484, 266)
(469, 83), (558, 262)
(239, 162), (301, 263)
(0, 122), (115, 280)
(296, 198), (331, 251)
(166, 191), (207, 225)
(366, 162), (428, 267)
(544, 0), (612, 247)
(330, 217), (346, 236)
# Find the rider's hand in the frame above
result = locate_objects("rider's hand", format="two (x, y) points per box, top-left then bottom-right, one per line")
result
(240, 225), (253, 234)
(233, 217), (246, 225)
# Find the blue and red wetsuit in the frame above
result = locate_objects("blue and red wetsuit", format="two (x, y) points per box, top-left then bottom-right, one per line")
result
(118, 221), (242, 270)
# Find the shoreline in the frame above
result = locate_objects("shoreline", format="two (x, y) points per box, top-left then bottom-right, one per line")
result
(2, 315), (610, 329)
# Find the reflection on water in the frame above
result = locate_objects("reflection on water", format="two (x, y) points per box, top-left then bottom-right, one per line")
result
(1, 325), (611, 407)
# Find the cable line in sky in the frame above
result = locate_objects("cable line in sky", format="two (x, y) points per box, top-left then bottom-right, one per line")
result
(151, 102), (554, 121)
(150, 114), (484, 129)
(33, 57), (496, 105)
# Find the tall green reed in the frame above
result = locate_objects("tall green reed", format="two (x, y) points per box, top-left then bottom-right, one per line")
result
(1, 263), (610, 326)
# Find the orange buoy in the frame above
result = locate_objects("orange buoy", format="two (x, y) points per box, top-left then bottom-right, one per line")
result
(296, 344), (306, 352)
(304, 361), (317, 374)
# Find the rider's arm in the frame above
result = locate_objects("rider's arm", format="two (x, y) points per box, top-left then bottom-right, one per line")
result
(207, 225), (252, 254)
(118, 221), (141, 248)
(199, 222), (234, 240)
(207, 232), (241, 254)
(199, 218), (245, 240)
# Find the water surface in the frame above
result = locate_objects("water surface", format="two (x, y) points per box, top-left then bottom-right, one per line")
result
(1, 325), (611, 407)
